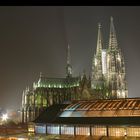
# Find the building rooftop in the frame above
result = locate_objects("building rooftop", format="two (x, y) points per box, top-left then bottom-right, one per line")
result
(34, 98), (140, 126)
(33, 76), (80, 89)
(60, 98), (140, 117)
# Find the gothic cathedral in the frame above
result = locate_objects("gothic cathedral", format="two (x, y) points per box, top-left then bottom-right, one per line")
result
(91, 17), (128, 99)
(21, 17), (128, 123)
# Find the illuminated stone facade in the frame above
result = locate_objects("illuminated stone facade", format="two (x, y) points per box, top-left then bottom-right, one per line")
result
(21, 46), (91, 123)
(21, 17), (128, 124)
(91, 17), (128, 99)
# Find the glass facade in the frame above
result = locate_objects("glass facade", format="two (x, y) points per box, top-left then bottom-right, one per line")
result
(34, 124), (140, 137)
(108, 126), (126, 136)
(35, 124), (46, 134)
(127, 127), (140, 137)
(92, 125), (106, 136)
(61, 125), (74, 135)
(47, 124), (59, 134)
(108, 126), (140, 137)
(76, 126), (90, 135)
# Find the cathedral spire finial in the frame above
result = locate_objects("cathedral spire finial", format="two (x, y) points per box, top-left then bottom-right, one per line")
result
(40, 72), (43, 78)
(96, 22), (103, 55)
(66, 44), (72, 77)
(67, 44), (70, 65)
(109, 16), (118, 49)
(98, 22), (101, 29)
(111, 16), (113, 22)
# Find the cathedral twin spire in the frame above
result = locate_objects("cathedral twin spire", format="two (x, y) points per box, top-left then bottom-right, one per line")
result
(96, 17), (118, 51)
(92, 23), (104, 82)
(92, 17), (128, 99)
(58, 17), (127, 99)
(109, 17), (118, 49)
(96, 23), (103, 55)
(96, 16), (118, 53)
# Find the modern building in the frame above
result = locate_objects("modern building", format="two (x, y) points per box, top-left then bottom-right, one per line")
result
(33, 98), (140, 137)
(91, 17), (128, 99)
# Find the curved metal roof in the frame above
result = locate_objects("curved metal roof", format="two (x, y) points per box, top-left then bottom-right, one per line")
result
(60, 98), (140, 117)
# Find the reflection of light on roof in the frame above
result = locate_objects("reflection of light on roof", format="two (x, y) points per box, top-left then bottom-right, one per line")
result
(68, 104), (80, 111)
(60, 110), (84, 117)
(59, 104), (83, 117)
(59, 111), (73, 117)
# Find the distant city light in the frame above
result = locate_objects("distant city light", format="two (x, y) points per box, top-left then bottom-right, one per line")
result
(2, 113), (8, 121)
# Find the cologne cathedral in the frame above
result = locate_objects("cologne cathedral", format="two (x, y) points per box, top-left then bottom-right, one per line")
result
(21, 17), (128, 123)
(91, 17), (128, 99)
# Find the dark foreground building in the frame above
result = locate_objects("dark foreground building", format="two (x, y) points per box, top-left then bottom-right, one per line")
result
(32, 98), (140, 137)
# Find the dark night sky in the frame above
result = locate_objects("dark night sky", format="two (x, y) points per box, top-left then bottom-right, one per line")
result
(0, 6), (140, 110)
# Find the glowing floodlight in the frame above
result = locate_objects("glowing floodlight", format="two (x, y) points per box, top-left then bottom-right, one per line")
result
(2, 113), (8, 121)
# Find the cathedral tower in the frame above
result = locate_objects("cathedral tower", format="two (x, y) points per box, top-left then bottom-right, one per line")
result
(107, 17), (128, 98)
(91, 23), (106, 98)
(91, 17), (128, 99)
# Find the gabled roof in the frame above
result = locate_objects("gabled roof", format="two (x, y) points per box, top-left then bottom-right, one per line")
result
(33, 76), (80, 89)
